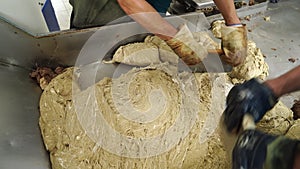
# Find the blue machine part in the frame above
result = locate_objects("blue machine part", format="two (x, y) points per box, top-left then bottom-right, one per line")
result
(42, 0), (60, 32)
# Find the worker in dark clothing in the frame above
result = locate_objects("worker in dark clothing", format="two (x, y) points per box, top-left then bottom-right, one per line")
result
(224, 65), (300, 169)
(69, 0), (172, 29)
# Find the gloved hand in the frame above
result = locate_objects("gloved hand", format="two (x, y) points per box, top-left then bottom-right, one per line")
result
(166, 24), (208, 65)
(220, 24), (247, 66)
(224, 78), (278, 133)
(232, 129), (299, 169)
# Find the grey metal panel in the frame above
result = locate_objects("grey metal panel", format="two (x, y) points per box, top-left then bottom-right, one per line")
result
(0, 17), (94, 69)
(0, 13), (210, 70)
(0, 64), (50, 169)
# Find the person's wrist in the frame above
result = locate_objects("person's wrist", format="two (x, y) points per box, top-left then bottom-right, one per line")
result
(224, 16), (242, 27)
(157, 34), (173, 41)
(157, 26), (178, 41)
(263, 79), (282, 98)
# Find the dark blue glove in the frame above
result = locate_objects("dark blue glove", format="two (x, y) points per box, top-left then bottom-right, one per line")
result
(232, 130), (299, 169)
(224, 78), (278, 133)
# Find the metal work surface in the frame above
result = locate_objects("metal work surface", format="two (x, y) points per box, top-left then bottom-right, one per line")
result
(0, 64), (50, 169)
(0, 13), (211, 169)
(0, 0), (299, 168)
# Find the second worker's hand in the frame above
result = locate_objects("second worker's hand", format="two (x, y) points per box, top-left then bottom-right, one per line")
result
(224, 78), (278, 133)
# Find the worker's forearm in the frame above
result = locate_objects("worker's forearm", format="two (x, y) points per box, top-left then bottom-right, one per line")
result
(117, 0), (177, 40)
(264, 65), (300, 97)
(213, 0), (241, 25)
(294, 152), (300, 169)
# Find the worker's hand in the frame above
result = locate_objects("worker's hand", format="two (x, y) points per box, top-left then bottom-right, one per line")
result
(166, 24), (208, 65)
(232, 129), (298, 169)
(221, 24), (247, 66)
(224, 78), (278, 133)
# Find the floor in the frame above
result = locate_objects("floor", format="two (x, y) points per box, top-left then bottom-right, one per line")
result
(246, 1), (300, 107)
(51, 0), (72, 30)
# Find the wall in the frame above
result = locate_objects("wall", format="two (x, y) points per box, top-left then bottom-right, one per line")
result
(0, 0), (49, 34)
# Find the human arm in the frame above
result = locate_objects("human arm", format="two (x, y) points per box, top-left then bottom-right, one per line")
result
(213, 0), (241, 25)
(117, 0), (208, 65)
(224, 65), (300, 133)
(265, 65), (300, 98)
(117, 0), (177, 40)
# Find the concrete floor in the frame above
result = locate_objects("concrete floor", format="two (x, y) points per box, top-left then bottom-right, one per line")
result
(245, 0), (300, 107)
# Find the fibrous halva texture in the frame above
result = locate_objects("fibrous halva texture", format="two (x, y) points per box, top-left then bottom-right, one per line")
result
(39, 25), (297, 169)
